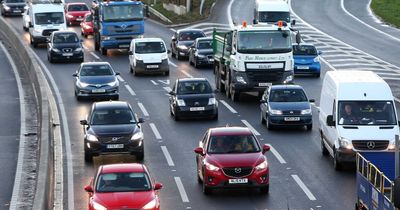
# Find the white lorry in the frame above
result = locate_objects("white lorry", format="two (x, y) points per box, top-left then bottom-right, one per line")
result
(253, 0), (295, 27)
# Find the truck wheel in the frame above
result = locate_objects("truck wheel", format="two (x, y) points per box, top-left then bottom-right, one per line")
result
(333, 150), (342, 171)
(321, 133), (329, 156)
(230, 85), (240, 102)
(101, 48), (107, 55)
(84, 151), (93, 162)
(214, 65), (224, 92)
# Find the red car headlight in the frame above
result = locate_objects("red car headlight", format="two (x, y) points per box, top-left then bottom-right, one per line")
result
(92, 200), (107, 210)
(255, 161), (268, 171)
(205, 162), (219, 172)
(142, 198), (158, 210)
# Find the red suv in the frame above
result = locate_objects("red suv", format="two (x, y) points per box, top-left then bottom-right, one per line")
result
(84, 163), (162, 210)
(194, 126), (270, 194)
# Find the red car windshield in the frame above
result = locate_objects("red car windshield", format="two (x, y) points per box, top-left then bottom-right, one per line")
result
(207, 135), (261, 154)
(96, 172), (151, 193)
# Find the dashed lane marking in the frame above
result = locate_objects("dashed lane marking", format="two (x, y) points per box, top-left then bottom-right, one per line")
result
(149, 123), (162, 140)
(292, 174), (317, 201)
(268, 144), (287, 164)
(125, 85), (136, 96)
(161, 146), (175, 166)
(241, 120), (260, 136)
(219, 100), (238, 114)
(138, 102), (149, 117)
(174, 177), (190, 203)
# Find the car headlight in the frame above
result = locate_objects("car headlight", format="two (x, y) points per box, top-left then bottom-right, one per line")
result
(78, 81), (90, 88)
(142, 198), (157, 210)
(269, 108), (282, 115)
(83, 25), (92, 29)
(131, 131), (144, 141)
(66, 14), (74, 18)
(339, 138), (352, 149)
(135, 54), (143, 61)
(388, 141), (396, 150)
(74, 47), (83, 52)
(255, 161), (268, 171)
(236, 76), (246, 84)
(52, 48), (61, 53)
(92, 200), (107, 210)
(86, 134), (98, 142)
(313, 56), (320, 62)
(161, 53), (168, 60)
(3, 5), (10, 10)
(177, 45), (187, 50)
(283, 75), (294, 84)
(205, 162), (219, 171)
(301, 109), (312, 115)
(107, 80), (118, 87)
(176, 99), (186, 106)
(208, 98), (217, 105)
(101, 36), (111, 41)
(33, 28), (43, 34)
(286, 59), (293, 71)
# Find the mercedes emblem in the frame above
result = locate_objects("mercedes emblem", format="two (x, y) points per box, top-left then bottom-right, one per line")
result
(366, 141), (375, 149)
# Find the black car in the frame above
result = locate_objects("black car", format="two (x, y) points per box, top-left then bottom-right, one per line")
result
(171, 29), (206, 60)
(260, 84), (314, 130)
(73, 62), (119, 100)
(169, 78), (218, 120)
(47, 31), (84, 63)
(0, 0), (26, 16)
(189, 37), (214, 68)
(80, 101), (145, 162)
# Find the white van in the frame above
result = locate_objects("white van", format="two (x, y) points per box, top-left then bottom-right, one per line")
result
(128, 38), (170, 76)
(26, 1), (67, 47)
(253, 0), (295, 27)
(319, 70), (399, 170)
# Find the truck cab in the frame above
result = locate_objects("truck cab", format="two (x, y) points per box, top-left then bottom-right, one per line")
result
(253, 0), (295, 27)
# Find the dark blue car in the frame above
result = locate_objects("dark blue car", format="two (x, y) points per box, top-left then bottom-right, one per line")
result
(260, 85), (314, 130)
(293, 43), (321, 77)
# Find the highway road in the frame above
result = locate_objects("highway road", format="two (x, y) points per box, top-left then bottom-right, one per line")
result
(2, 0), (400, 209)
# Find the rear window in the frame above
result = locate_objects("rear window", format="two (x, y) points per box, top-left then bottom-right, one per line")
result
(293, 45), (317, 56)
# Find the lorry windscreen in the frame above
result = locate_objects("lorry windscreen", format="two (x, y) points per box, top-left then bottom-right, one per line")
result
(35, 12), (64, 25)
(237, 31), (291, 54)
(258, 12), (290, 23)
(338, 101), (397, 126)
(103, 4), (143, 22)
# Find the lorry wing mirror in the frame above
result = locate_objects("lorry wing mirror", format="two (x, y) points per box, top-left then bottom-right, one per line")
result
(295, 31), (302, 44)
(326, 115), (335, 127)
(291, 19), (296, 26)
(394, 177), (400, 208)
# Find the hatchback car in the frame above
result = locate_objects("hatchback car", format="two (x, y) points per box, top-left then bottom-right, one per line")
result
(293, 43), (321, 77)
(171, 29), (206, 60)
(169, 78), (218, 120)
(80, 101), (145, 162)
(260, 84), (314, 130)
(189, 37), (214, 68)
(84, 163), (162, 210)
(80, 13), (93, 38)
(64, 2), (90, 26)
(194, 126), (271, 194)
(73, 62), (119, 100)
(47, 31), (84, 63)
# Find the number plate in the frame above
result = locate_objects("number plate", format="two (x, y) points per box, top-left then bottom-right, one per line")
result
(258, 83), (272, 87)
(147, 65), (159, 69)
(119, 44), (130, 48)
(14, 10), (21, 13)
(284, 117), (300, 121)
(62, 53), (73, 56)
(246, 63), (284, 70)
(297, 66), (309, 70)
(106, 144), (124, 149)
(190, 107), (205, 111)
(76, 18), (83, 21)
(229, 178), (248, 184)
(92, 89), (105, 93)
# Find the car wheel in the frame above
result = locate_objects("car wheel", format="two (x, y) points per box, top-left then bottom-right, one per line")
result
(48, 55), (54, 63)
(189, 55), (193, 65)
(212, 112), (218, 120)
(260, 185), (269, 194)
(306, 124), (312, 131)
(164, 71), (169, 76)
(136, 152), (144, 161)
(133, 69), (139, 76)
(315, 73), (320, 78)
(321, 134), (329, 156)
(266, 117), (274, 130)
(202, 180), (212, 195)
(101, 47), (107, 55)
(260, 111), (266, 125)
(333, 150), (342, 171)
(84, 34), (88, 38)
(84, 151), (93, 162)
(129, 65), (134, 73)
(112, 95), (119, 100)
(173, 109), (180, 121)
(171, 48), (176, 58)
(176, 51), (181, 60)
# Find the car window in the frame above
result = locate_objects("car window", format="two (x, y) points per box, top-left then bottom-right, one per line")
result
(91, 108), (135, 125)
(135, 41), (166, 54)
(96, 172), (151, 192)
(197, 40), (212, 49)
(53, 33), (79, 43)
(269, 89), (307, 102)
(68, 4), (89, 12)
(177, 81), (212, 95)
(179, 31), (205, 41)
(80, 65), (113, 76)
(293, 45), (317, 56)
(207, 135), (260, 154)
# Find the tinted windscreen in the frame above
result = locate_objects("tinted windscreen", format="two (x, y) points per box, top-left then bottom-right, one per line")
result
(178, 31), (205, 41)
(135, 42), (166, 54)
(103, 4), (143, 22)
(6, 0), (25, 3)
(269, 89), (307, 102)
(80, 65), (113, 76)
(258, 11), (290, 23)
(293, 45), (317, 56)
(53, 33), (79, 43)
(177, 81), (212, 94)
(338, 101), (397, 125)
(35, 12), (64, 25)
(197, 40), (212, 49)
(91, 108), (135, 125)
(68, 4), (89, 12)
(96, 172), (151, 192)
(208, 135), (261, 154)
(238, 31), (291, 54)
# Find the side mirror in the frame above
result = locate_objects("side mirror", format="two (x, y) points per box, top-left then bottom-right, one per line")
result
(138, 118), (145, 123)
(46, 37), (51, 43)
(115, 72), (120, 75)
(80, 120), (88, 125)
(194, 147), (204, 155)
(167, 49), (171, 54)
(260, 99), (266, 103)
(262, 144), (270, 154)
(29, 22), (33, 27)
(309, 99), (315, 103)
(291, 19), (296, 26)
(154, 183), (163, 190)
(253, 19), (258, 25)
(84, 185), (93, 192)
(72, 73), (78, 77)
(226, 46), (232, 53)
(394, 177), (400, 208)
(171, 37), (176, 42)
(128, 51), (133, 55)
(326, 115), (335, 127)
(168, 91), (175, 95)
(318, 51), (322, 55)
(295, 31), (301, 44)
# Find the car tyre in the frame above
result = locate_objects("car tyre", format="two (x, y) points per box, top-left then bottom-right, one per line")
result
(202, 182), (212, 195)
(212, 112), (218, 120)
(194, 58), (199, 68)
(306, 124), (312, 131)
(101, 47), (107, 56)
(260, 185), (269, 194)
(314, 73), (320, 78)
(164, 71), (169, 76)
(176, 51), (181, 60)
(136, 152), (144, 161)
(333, 150), (342, 171)
(171, 48), (176, 58)
(266, 117), (274, 130)
(48, 55), (54, 63)
(260, 111), (266, 125)
(84, 151), (93, 162)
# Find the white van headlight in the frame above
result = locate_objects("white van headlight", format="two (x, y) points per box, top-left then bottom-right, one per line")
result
(135, 54), (143, 61)
(3, 6), (10, 10)
(388, 141), (396, 150)
(283, 75), (294, 83)
(339, 138), (352, 149)
(161, 53), (168, 60)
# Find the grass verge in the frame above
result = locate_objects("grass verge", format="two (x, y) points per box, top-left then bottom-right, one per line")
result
(371, 0), (400, 27)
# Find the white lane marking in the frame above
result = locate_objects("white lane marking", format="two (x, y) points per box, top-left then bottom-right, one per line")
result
(2, 43), (28, 210)
(185, 22), (229, 29)
(150, 80), (158, 85)
(117, 75), (125, 82)
(161, 146), (175, 166)
(181, 71), (193, 78)
(90, 52), (100, 60)
(163, 87), (172, 92)
(138, 102), (149, 117)
(150, 123), (162, 140)
(292, 175), (317, 201)
(169, 60), (178, 68)
(174, 177), (190, 203)
(241, 120), (261, 136)
(267, 144), (287, 164)
(158, 79), (170, 85)
(227, 0), (235, 28)
(341, 0), (400, 43)
(381, 77), (400, 81)
(326, 58), (363, 63)
(125, 85), (136, 96)
(367, 0), (383, 24)
(219, 100), (238, 114)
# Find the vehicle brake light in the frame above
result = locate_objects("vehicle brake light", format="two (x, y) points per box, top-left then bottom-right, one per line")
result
(242, 21), (247, 28)
(277, 21), (283, 28)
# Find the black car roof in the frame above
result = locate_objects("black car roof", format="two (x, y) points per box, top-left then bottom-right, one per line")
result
(93, 101), (130, 110)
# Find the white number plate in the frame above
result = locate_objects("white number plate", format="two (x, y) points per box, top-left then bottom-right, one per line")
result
(190, 107), (205, 111)
(62, 53), (73, 56)
(147, 65), (159, 69)
(92, 89), (105, 93)
(297, 66), (309, 70)
(119, 44), (130, 48)
(246, 63), (284, 70)
(14, 10), (21, 13)
(284, 117), (300, 121)
(106, 144), (124, 149)
(229, 178), (248, 184)
(258, 83), (272, 87)
(76, 18), (83, 21)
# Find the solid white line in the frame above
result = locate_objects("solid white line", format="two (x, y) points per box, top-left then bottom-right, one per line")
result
(367, 0), (383, 24)
(163, 87), (172, 92)
(125, 85), (136, 96)
(332, 63), (376, 67)
(219, 100), (238, 114)
(161, 146), (175, 166)
(90, 52), (100, 60)
(267, 144), (287, 164)
(181, 71), (193, 78)
(150, 123), (162, 140)
(138, 102), (149, 117)
(150, 80), (158, 85)
(169, 60), (178, 68)
(174, 177), (190, 203)
(241, 120), (261, 136)
(227, 0), (235, 28)
(292, 175), (317, 201)
(2, 43), (27, 210)
(117, 75), (125, 82)
(326, 58), (362, 62)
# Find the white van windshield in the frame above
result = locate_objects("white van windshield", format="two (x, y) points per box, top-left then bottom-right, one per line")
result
(258, 12), (290, 23)
(35, 12), (64, 25)
(338, 101), (397, 126)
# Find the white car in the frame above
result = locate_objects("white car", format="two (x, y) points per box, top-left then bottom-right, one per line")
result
(128, 37), (170, 76)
